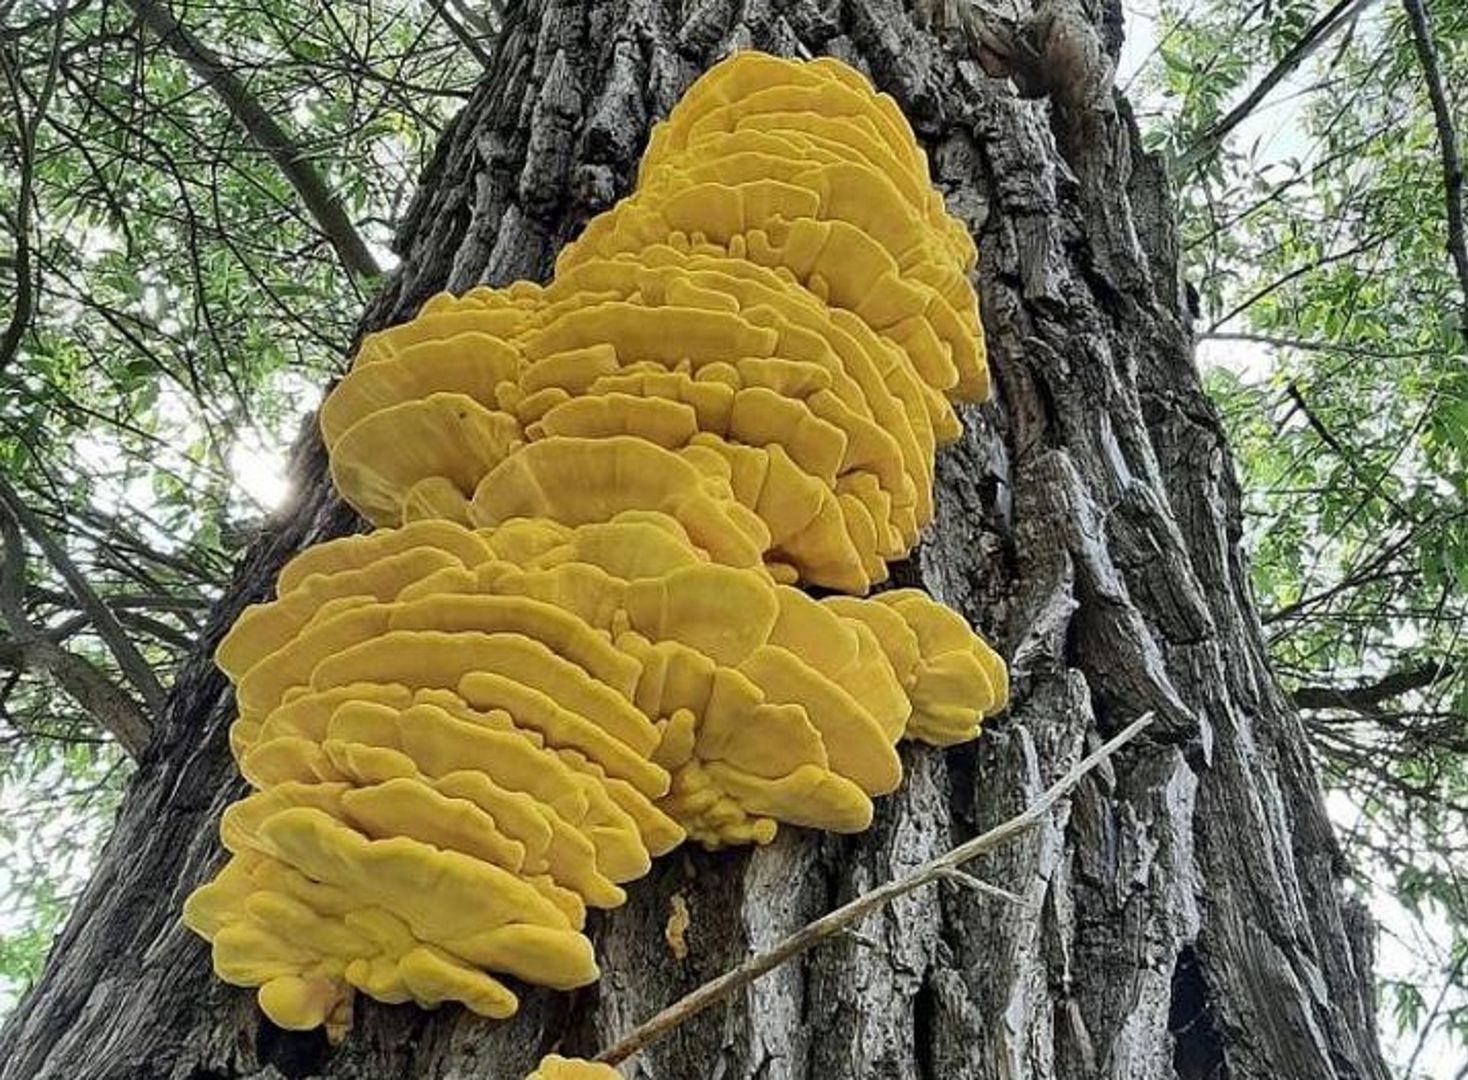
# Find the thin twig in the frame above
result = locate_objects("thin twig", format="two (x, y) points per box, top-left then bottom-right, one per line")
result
(1400, 0), (1468, 342)
(1199, 331), (1441, 360)
(934, 867), (1026, 905)
(1208, 229), (1400, 332)
(1405, 945), (1468, 1076)
(594, 711), (1156, 1067)
(0, 502), (151, 756)
(1282, 381), (1414, 522)
(122, 0), (382, 280)
(1175, 0), (1375, 175)
(0, 473), (165, 714)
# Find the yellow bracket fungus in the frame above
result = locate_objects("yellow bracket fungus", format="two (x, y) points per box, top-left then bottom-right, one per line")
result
(527, 1056), (621, 1079)
(185, 51), (1009, 1058)
(315, 50), (987, 591)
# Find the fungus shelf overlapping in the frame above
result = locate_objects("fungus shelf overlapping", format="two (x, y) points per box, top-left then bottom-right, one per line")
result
(182, 51), (1009, 1057)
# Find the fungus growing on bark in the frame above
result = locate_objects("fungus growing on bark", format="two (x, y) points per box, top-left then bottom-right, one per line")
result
(526, 1056), (621, 1079)
(185, 51), (1008, 1055)
(314, 53), (986, 593)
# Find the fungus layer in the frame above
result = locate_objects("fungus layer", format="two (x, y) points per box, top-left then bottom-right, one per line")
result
(185, 51), (1008, 1049)
(320, 53), (989, 593)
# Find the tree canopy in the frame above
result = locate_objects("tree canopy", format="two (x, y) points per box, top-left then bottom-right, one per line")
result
(1, 0), (1465, 1072)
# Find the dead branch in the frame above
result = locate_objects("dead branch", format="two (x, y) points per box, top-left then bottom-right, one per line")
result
(594, 711), (1157, 1067)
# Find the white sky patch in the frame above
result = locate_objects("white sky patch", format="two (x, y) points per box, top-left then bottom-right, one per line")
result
(228, 373), (324, 513)
(1118, 1), (1164, 89)
(229, 436), (294, 511)
(368, 240), (400, 273)
(290, 88), (323, 132)
(1196, 330), (1275, 380)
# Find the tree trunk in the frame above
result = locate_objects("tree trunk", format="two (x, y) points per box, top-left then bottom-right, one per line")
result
(0, 0), (1390, 1077)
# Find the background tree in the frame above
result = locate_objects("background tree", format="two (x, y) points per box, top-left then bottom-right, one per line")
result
(1132, 0), (1468, 1064)
(0, 0), (1396, 1077)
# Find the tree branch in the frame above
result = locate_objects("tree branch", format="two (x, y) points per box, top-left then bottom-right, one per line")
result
(1199, 330), (1442, 360)
(0, 473), (165, 714)
(594, 711), (1157, 1068)
(1262, 530), (1419, 626)
(1400, 0), (1468, 342)
(1282, 381), (1413, 521)
(0, 636), (151, 756)
(1404, 924), (1468, 1077)
(431, 0), (493, 69)
(448, 0), (500, 40)
(1292, 661), (1453, 713)
(0, 0), (67, 375)
(121, 0), (382, 281)
(1208, 228), (1399, 331)
(0, 503), (151, 757)
(1175, 0), (1375, 175)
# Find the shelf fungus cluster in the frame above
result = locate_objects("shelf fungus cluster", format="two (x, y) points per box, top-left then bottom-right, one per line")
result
(182, 51), (1009, 1055)
(323, 52), (987, 595)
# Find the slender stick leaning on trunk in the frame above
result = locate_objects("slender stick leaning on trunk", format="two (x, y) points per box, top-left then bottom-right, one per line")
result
(595, 710), (1157, 1067)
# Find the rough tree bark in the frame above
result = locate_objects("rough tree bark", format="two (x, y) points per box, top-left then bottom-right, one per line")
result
(0, 0), (1390, 1076)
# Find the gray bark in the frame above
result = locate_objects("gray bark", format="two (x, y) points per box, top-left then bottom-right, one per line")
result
(0, 0), (1388, 1077)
